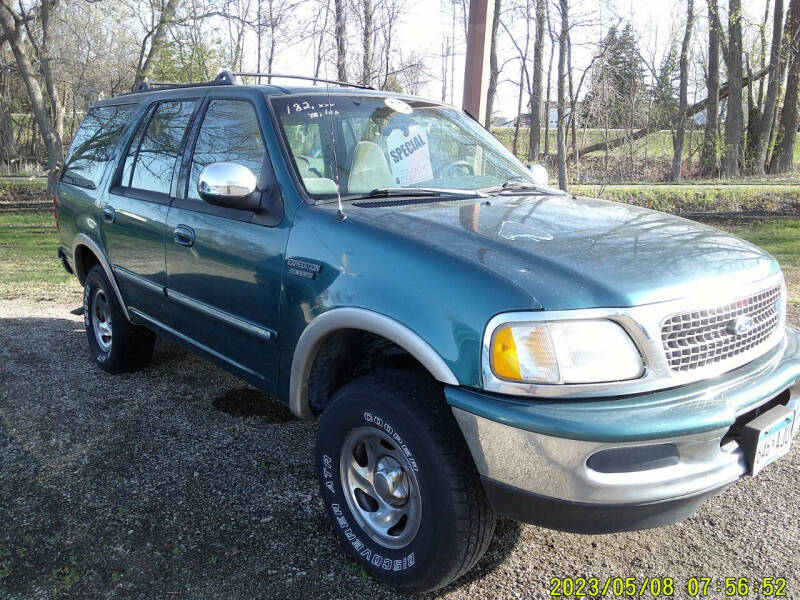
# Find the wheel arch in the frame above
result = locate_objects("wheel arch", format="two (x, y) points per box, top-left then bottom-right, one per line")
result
(71, 233), (130, 320)
(289, 307), (460, 419)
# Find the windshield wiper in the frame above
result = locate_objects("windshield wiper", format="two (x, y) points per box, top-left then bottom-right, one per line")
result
(354, 187), (476, 200)
(477, 179), (562, 196)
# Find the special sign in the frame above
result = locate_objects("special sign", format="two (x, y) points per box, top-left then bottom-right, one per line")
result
(386, 125), (434, 186)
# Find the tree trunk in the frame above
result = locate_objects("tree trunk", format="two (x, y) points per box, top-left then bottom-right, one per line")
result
(37, 0), (62, 141)
(135, 0), (181, 88)
(543, 25), (554, 160)
(723, 0), (743, 175)
(567, 32), (577, 165)
(513, 62), (525, 156)
(528, 0), (545, 161)
(753, 0), (784, 173)
(556, 0), (568, 190)
(362, 0), (373, 86)
(700, 0), (722, 174)
(335, 0), (346, 80)
(256, 0), (263, 73)
(0, 91), (13, 164)
(671, 0), (695, 181)
(0, 2), (62, 195)
(770, 0), (800, 172)
(484, 0), (501, 128)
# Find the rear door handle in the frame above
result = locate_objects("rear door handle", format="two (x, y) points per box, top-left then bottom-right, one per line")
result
(173, 225), (196, 247)
(102, 205), (116, 224)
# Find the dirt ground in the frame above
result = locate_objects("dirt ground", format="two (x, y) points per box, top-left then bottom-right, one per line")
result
(1, 282), (799, 600)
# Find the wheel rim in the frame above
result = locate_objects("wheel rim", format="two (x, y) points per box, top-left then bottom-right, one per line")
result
(91, 288), (113, 352)
(340, 426), (422, 549)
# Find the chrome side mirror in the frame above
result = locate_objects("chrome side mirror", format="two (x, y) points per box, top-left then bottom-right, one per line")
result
(197, 162), (259, 209)
(528, 163), (549, 187)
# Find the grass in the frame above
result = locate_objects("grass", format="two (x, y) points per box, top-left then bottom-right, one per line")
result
(0, 211), (72, 284)
(724, 219), (800, 269)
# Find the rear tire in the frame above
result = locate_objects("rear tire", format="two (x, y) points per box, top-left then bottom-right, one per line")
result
(83, 265), (154, 373)
(315, 370), (496, 593)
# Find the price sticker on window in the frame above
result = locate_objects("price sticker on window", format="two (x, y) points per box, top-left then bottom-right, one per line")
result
(385, 125), (434, 186)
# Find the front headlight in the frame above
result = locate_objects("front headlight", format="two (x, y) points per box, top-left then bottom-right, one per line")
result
(490, 319), (644, 384)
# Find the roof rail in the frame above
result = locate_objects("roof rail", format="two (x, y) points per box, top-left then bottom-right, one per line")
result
(233, 72), (374, 90)
(132, 70), (237, 94)
(127, 70), (373, 95)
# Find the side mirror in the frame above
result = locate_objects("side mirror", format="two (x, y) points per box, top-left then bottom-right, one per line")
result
(528, 163), (549, 187)
(197, 162), (260, 210)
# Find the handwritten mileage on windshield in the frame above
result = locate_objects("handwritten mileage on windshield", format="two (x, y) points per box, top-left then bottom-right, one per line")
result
(283, 100), (337, 118)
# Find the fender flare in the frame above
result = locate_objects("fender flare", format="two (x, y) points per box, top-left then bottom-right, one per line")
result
(289, 307), (460, 419)
(71, 233), (130, 321)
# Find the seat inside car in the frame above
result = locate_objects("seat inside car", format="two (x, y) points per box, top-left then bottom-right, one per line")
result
(348, 141), (394, 193)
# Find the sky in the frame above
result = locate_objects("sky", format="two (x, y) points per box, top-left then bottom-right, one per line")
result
(263, 0), (771, 119)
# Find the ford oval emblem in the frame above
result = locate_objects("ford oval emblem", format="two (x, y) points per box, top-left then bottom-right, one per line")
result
(727, 316), (756, 336)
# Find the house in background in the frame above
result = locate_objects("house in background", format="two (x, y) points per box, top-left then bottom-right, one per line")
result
(516, 101), (584, 129)
(491, 116), (515, 128)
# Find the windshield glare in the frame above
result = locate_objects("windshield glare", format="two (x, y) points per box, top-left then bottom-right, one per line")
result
(270, 94), (536, 201)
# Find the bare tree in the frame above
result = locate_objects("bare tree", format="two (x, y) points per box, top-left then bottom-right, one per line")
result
(360, 0), (374, 85)
(0, 50), (15, 164)
(335, 0), (347, 80)
(770, 0), (800, 172)
(670, 0), (694, 181)
(528, 0), (545, 161)
(722, 0), (743, 176)
(0, 0), (63, 194)
(579, 66), (768, 157)
(700, 0), (722, 174)
(543, 0), (555, 160)
(754, 0), (784, 173)
(485, 0), (501, 127)
(134, 0), (181, 87)
(556, 0), (568, 190)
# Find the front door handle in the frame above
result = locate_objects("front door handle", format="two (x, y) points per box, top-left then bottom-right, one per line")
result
(102, 205), (116, 224)
(173, 225), (196, 247)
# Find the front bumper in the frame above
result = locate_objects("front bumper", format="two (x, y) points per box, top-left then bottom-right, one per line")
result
(448, 327), (800, 533)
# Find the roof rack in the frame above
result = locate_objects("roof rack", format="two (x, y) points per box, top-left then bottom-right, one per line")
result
(132, 70), (237, 93)
(129, 69), (374, 95)
(233, 72), (374, 90)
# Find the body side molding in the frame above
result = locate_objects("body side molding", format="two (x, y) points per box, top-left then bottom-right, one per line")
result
(289, 307), (460, 419)
(71, 233), (130, 321)
(166, 288), (276, 342)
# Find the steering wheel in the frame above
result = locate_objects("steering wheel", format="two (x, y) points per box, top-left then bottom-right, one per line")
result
(435, 161), (475, 179)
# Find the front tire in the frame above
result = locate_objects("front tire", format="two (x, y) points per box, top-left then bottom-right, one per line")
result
(315, 371), (496, 593)
(83, 265), (155, 373)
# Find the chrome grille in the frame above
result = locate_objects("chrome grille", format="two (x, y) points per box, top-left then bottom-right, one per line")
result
(661, 285), (782, 372)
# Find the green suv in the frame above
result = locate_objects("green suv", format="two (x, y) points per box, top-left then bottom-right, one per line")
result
(56, 71), (800, 593)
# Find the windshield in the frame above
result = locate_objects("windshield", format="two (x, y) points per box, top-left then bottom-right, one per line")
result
(270, 94), (537, 202)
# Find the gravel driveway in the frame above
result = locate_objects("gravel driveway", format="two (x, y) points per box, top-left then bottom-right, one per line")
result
(1, 282), (798, 600)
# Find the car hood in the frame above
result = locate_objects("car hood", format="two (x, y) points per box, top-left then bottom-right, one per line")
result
(350, 193), (780, 309)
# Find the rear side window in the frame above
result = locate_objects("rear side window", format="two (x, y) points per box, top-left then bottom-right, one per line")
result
(187, 100), (266, 201)
(120, 100), (196, 195)
(62, 104), (135, 189)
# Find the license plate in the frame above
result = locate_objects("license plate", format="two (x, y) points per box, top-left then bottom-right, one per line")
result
(742, 406), (795, 475)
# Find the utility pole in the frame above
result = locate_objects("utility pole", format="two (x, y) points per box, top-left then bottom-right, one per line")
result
(462, 0), (495, 125)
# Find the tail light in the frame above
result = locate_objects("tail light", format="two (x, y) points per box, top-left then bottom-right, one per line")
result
(52, 192), (59, 231)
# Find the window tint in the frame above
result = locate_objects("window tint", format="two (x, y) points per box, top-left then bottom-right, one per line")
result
(188, 100), (266, 201)
(119, 104), (155, 187)
(62, 104), (135, 189)
(122, 100), (195, 195)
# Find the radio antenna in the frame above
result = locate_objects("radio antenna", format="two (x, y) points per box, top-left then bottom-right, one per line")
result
(323, 51), (346, 222)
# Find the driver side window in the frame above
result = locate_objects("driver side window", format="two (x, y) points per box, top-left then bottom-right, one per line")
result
(187, 100), (266, 201)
